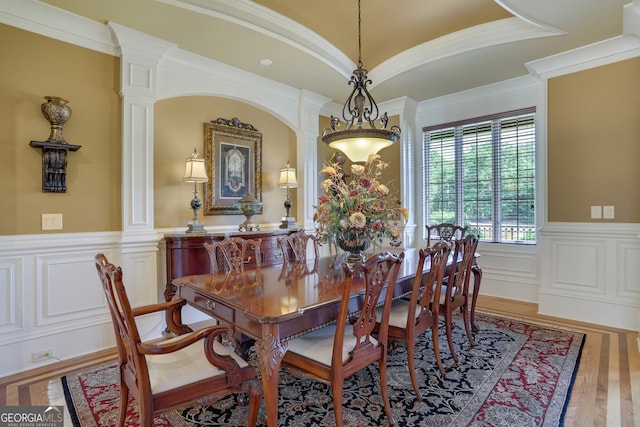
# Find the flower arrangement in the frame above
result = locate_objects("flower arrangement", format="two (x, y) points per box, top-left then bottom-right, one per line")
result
(314, 154), (409, 254)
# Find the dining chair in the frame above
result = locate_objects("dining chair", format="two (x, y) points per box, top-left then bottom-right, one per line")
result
(438, 234), (479, 366)
(425, 222), (467, 248)
(94, 254), (262, 427)
(376, 242), (451, 395)
(426, 224), (484, 335)
(204, 237), (262, 273)
(277, 229), (320, 264)
(281, 251), (405, 427)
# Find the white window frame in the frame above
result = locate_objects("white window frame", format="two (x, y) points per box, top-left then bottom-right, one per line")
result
(422, 107), (536, 244)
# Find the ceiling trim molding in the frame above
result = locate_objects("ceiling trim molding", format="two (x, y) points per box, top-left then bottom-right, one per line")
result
(369, 17), (563, 89)
(0, 0), (117, 56)
(526, 35), (640, 79)
(157, 0), (354, 78)
(416, 75), (541, 126)
(624, 0), (640, 37)
(157, 47), (304, 129)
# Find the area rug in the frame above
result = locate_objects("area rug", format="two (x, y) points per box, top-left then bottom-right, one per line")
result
(55, 313), (584, 426)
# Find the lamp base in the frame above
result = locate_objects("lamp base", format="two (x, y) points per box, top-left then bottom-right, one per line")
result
(186, 221), (207, 234)
(279, 216), (297, 229)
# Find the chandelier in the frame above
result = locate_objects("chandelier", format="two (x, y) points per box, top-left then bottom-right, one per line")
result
(322, 0), (401, 163)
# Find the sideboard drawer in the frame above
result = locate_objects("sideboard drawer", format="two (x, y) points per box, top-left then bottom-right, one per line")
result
(263, 248), (284, 265)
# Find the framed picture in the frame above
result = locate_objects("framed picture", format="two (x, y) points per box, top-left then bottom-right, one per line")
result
(204, 118), (262, 215)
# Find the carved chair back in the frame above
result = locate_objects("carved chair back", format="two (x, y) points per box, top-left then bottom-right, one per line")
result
(277, 229), (319, 264)
(204, 237), (262, 273)
(426, 222), (467, 248)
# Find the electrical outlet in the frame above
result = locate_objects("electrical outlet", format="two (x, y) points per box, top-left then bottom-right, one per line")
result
(32, 348), (54, 362)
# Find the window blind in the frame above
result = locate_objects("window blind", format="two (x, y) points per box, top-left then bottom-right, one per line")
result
(422, 107), (536, 244)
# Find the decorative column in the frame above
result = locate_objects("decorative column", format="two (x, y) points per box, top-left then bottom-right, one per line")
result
(108, 22), (177, 233)
(297, 90), (331, 230)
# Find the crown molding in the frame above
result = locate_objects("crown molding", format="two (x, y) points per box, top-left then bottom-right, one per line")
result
(157, 0), (354, 79)
(370, 17), (562, 90)
(526, 34), (640, 79)
(624, 0), (640, 37)
(0, 0), (117, 55)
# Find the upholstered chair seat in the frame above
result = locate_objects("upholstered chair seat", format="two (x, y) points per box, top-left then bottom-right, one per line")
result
(146, 336), (249, 394)
(286, 324), (380, 366)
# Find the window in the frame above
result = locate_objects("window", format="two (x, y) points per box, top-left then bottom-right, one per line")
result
(422, 108), (536, 244)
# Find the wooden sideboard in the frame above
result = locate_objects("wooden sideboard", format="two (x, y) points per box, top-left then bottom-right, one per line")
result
(163, 229), (295, 300)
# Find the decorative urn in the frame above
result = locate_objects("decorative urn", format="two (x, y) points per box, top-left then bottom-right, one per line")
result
(41, 96), (72, 144)
(237, 194), (262, 232)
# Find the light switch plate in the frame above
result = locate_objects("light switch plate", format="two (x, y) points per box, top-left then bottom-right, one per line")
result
(590, 206), (602, 219)
(603, 205), (615, 219)
(42, 213), (63, 230)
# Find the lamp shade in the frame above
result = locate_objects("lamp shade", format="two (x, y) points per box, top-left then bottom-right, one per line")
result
(183, 156), (208, 183)
(324, 129), (398, 163)
(277, 163), (298, 188)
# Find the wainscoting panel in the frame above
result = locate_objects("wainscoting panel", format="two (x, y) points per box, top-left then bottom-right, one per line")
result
(35, 252), (106, 326)
(538, 222), (640, 331)
(0, 257), (22, 334)
(552, 238), (604, 294)
(0, 231), (161, 377)
(472, 243), (540, 303)
(618, 242), (640, 299)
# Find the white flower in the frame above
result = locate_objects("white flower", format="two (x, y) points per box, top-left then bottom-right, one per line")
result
(350, 164), (365, 175)
(377, 184), (389, 195)
(349, 212), (367, 228)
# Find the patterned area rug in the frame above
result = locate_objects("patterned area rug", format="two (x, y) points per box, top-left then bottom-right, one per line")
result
(58, 313), (584, 426)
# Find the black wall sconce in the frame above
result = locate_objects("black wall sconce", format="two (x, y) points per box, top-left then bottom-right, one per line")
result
(29, 96), (81, 193)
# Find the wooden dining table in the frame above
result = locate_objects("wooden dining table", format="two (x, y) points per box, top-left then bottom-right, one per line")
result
(172, 248), (481, 426)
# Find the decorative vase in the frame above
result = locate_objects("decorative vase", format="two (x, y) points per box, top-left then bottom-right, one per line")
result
(336, 228), (369, 264)
(41, 96), (72, 144)
(237, 194), (262, 232)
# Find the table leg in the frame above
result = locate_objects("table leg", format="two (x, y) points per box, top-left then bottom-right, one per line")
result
(254, 328), (287, 427)
(471, 263), (482, 333)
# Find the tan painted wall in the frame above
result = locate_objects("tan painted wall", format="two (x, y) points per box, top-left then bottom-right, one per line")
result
(0, 24), (121, 235)
(154, 97), (296, 229)
(5, 21), (638, 236)
(548, 57), (640, 222)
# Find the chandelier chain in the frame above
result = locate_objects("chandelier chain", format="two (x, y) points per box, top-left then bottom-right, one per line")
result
(357, 0), (362, 67)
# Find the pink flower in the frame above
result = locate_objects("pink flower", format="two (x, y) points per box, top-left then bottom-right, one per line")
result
(318, 195), (329, 203)
(349, 189), (359, 197)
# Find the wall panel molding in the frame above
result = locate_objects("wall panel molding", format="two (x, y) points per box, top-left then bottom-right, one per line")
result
(0, 232), (161, 376)
(539, 222), (640, 330)
(0, 258), (22, 335)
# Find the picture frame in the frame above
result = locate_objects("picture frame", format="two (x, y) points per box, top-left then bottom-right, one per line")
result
(204, 118), (262, 215)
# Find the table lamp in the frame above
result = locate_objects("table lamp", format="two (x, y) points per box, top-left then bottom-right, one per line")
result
(277, 161), (298, 229)
(183, 148), (208, 233)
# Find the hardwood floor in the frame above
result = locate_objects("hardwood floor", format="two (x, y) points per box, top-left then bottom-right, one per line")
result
(1, 295), (638, 426)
